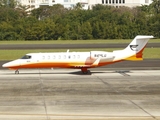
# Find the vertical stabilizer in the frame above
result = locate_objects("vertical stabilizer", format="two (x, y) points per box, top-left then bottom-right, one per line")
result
(113, 35), (154, 61)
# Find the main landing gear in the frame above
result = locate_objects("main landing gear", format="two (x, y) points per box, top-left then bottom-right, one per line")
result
(81, 68), (89, 74)
(15, 69), (19, 74)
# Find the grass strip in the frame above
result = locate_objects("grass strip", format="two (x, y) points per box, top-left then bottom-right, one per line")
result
(0, 39), (160, 44)
(0, 48), (160, 60)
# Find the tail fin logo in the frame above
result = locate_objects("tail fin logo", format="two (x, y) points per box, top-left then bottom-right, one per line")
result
(130, 45), (138, 51)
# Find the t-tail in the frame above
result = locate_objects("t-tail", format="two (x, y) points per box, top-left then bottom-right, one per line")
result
(113, 35), (154, 61)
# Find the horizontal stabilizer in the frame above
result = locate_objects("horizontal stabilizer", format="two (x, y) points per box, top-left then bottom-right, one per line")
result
(113, 35), (154, 61)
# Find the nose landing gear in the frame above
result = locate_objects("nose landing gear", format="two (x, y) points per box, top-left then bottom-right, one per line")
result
(15, 69), (19, 74)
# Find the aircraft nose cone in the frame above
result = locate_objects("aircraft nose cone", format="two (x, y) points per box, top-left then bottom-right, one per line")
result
(2, 63), (10, 68)
(2, 63), (6, 68)
(2, 60), (20, 68)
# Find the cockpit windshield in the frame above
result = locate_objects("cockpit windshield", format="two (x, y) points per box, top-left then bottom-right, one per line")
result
(21, 55), (32, 59)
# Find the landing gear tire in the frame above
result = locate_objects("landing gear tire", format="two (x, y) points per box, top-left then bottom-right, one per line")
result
(82, 71), (88, 74)
(81, 68), (88, 74)
(15, 70), (19, 74)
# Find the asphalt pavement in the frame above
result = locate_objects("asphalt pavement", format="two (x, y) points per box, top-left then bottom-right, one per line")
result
(0, 43), (159, 49)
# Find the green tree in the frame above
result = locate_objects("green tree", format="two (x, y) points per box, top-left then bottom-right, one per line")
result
(81, 22), (92, 39)
(151, 0), (160, 14)
(31, 4), (67, 20)
(0, 0), (18, 8)
(0, 21), (20, 40)
(74, 2), (83, 10)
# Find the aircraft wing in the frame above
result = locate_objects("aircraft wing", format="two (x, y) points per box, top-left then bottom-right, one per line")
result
(92, 57), (100, 66)
(72, 57), (101, 68)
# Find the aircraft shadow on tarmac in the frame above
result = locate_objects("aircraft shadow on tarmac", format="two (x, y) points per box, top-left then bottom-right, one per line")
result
(4, 70), (131, 76)
(69, 70), (130, 75)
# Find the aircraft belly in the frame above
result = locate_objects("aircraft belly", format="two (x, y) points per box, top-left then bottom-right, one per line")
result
(18, 61), (86, 69)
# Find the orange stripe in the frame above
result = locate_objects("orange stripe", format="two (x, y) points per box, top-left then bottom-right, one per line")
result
(8, 62), (84, 69)
(125, 45), (146, 61)
(8, 60), (119, 70)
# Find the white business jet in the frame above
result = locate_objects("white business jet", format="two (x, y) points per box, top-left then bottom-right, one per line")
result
(2, 35), (153, 74)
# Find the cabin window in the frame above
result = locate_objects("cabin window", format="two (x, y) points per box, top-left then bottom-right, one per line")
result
(53, 55), (56, 59)
(64, 55), (66, 59)
(73, 55), (76, 59)
(59, 55), (61, 59)
(21, 55), (32, 59)
(77, 55), (80, 58)
(68, 55), (71, 59)
(48, 56), (50, 59)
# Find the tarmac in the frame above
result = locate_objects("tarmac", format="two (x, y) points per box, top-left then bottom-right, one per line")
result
(0, 68), (160, 120)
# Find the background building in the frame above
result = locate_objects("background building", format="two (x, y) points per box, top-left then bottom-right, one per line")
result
(100, 0), (152, 7)
(18, 0), (153, 10)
